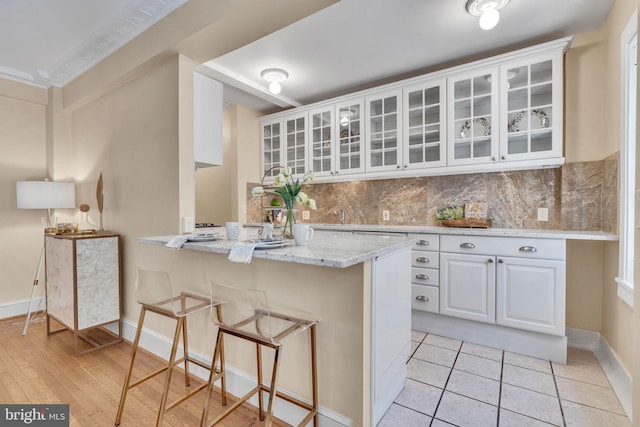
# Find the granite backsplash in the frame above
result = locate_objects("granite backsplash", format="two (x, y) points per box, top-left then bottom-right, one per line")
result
(247, 153), (619, 233)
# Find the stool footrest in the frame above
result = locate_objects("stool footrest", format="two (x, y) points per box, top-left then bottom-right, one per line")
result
(207, 385), (262, 427)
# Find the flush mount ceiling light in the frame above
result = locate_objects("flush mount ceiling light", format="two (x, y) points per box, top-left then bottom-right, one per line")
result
(466, 0), (510, 30)
(261, 68), (289, 94)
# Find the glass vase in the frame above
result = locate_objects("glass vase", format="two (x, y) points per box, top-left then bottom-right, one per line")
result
(281, 206), (297, 239)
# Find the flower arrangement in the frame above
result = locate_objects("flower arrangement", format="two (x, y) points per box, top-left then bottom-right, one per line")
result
(252, 166), (316, 238)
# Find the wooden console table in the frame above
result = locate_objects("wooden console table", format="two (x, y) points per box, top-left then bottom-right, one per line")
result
(45, 232), (122, 355)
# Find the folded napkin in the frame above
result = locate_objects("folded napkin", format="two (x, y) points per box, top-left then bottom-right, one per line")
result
(166, 235), (189, 249)
(228, 241), (258, 263)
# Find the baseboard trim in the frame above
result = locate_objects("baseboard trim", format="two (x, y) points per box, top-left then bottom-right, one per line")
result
(110, 318), (350, 427)
(566, 327), (632, 421)
(0, 297), (45, 320)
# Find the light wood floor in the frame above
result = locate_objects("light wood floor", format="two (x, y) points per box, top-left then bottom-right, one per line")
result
(0, 315), (285, 427)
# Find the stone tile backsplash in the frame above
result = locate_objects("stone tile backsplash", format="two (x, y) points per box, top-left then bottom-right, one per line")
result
(247, 154), (618, 233)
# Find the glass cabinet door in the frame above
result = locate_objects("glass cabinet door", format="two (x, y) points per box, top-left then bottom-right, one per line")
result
(335, 98), (365, 175)
(403, 79), (446, 169)
(309, 106), (334, 177)
(261, 119), (282, 179)
(284, 114), (306, 175)
(501, 55), (561, 161)
(447, 69), (499, 166)
(366, 90), (401, 172)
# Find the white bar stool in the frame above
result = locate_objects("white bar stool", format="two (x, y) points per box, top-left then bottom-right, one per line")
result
(201, 281), (318, 427)
(115, 268), (219, 426)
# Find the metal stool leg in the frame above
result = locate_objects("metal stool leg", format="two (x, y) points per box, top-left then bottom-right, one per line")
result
(156, 317), (184, 426)
(115, 307), (147, 426)
(310, 324), (318, 427)
(264, 346), (281, 427)
(201, 328), (224, 426)
(256, 342), (264, 420)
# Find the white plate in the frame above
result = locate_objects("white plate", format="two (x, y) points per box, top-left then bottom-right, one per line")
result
(459, 117), (491, 139)
(187, 234), (218, 242)
(246, 239), (290, 249)
(510, 109), (549, 132)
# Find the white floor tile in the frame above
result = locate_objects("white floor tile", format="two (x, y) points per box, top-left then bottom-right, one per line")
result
(454, 352), (502, 380)
(378, 403), (432, 427)
(504, 351), (552, 374)
(413, 343), (458, 368)
(502, 364), (557, 396)
(424, 334), (462, 351)
(551, 347), (609, 387)
(394, 378), (443, 416)
(561, 400), (632, 427)
(500, 383), (563, 426)
(445, 369), (500, 405)
(460, 341), (503, 361)
(555, 376), (626, 415)
(435, 390), (498, 427)
(411, 330), (427, 343)
(499, 408), (558, 426)
(431, 419), (457, 427)
(409, 340), (419, 360)
(406, 358), (451, 389)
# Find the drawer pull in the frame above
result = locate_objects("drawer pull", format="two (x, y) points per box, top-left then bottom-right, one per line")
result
(519, 246), (537, 253)
(460, 242), (476, 249)
(416, 257), (429, 263)
(415, 295), (430, 302)
(415, 274), (429, 280)
(416, 240), (430, 246)
(488, 258), (494, 263)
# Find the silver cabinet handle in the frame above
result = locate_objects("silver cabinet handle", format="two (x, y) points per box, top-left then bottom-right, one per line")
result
(488, 258), (494, 263)
(498, 259), (504, 263)
(415, 295), (430, 302)
(415, 274), (429, 280)
(416, 257), (429, 263)
(416, 240), (430, 246)
(460, 242), (475, 249)
(519, 246), (537, 253)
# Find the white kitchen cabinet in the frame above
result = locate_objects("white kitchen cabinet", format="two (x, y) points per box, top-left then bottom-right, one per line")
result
(499, 52), (563, 162)
(261, 118), (282, 179)
(497, 256), (565, 336)
(439, 235), (566, 335)
(440, 252), (496, 323)
(309, 105), (335, 178)
(261, 112), (307, 181)
(409, 234), (440, 314)
(335, 97), (365, 175)
(447, 68), (499, 166)
(366, 89), (402, 172)
(403, 79), (446, 169)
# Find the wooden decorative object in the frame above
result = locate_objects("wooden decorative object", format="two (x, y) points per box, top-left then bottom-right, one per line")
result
(440, 218), (492, 228)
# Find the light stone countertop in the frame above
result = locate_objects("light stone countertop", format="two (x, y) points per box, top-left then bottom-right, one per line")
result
(139, 228), (414, 269)
(244, 223), (618, 241)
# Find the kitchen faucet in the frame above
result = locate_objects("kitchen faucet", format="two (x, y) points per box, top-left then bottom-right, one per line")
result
(333, 209), (345, 225)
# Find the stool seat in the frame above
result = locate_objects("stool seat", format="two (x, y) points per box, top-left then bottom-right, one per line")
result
(115, 269), (218, 427)
(201, 281), (318, 427)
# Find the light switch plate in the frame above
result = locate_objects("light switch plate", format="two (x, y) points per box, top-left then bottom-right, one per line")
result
(383, 210), (390, 221)
(302, 210), (310, 220)
(537, 208), (549, 222)
(181, 216), (194, 233)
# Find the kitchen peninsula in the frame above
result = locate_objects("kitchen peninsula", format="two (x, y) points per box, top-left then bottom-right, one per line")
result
(138, 229), (413, 427)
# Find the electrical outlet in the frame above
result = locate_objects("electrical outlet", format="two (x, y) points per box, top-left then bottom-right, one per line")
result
(181, 216), (194, 233)
(383, 210), (390, 221)
(302, 210), (310, 220)
(537, 207), (549, 222)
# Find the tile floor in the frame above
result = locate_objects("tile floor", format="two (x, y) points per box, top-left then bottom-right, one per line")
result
(378, 331), (631, 427)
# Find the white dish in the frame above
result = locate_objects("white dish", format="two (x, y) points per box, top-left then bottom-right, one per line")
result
(187, 234), (218, 242)
(459, 117), (491, 139)
(510, 109), (549, 132)
(246, 239), (290, 249)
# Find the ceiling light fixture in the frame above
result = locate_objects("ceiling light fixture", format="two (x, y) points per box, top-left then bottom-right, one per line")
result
(466, 0), (509, 31)
(261, 68), (289, 94)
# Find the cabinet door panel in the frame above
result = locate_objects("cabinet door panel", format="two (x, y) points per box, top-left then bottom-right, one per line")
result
(496, 257), (565, 336)
(440, 252), (495, 323)
(309, 106), (335, 177)
(335, 98), (365, 175)
(366, 90), (402, 172)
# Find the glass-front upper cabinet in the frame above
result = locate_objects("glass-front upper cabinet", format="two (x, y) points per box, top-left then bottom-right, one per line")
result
(284, 113), (307, 176)
(261, 118), (282, 180)
(403, 78), (446, 169)
(500, 53), (562, 162)
(308, 106), (334, 178)
(447, 69), (499, 166)
(366, 89), (402, 172)
(335, 98), (365, 175)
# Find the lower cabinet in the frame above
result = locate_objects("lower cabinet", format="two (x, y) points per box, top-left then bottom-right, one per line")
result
(438, 235), (566, 336)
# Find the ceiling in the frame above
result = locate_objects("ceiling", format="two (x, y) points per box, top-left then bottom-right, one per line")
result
(1, 0), (615, 113)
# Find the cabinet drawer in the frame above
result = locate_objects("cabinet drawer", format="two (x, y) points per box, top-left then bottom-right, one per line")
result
(411, 285), (439, 313)
(412, 267), (439, 286)
(410, 234), (439, 251)
(440, 235), (565, 260)
(412, 250), (439, 268)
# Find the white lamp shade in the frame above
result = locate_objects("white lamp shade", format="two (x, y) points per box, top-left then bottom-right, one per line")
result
(16, 181), (76, 209)
(479, 8), (500, 30)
